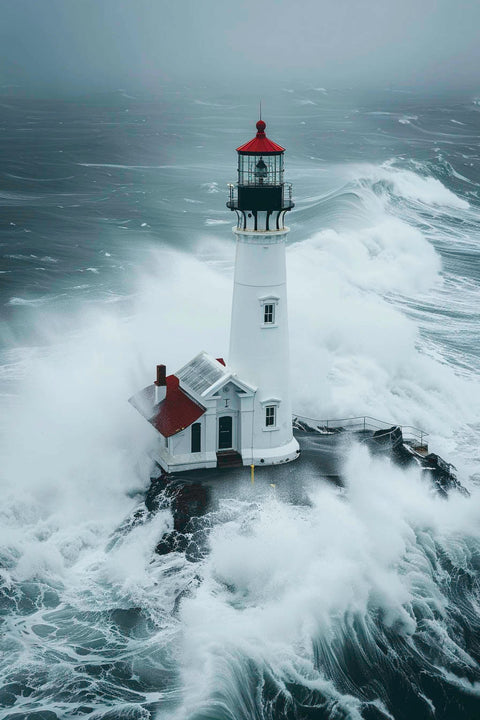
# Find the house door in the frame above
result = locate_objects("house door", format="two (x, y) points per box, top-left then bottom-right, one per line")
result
(218, 416), (233, 450)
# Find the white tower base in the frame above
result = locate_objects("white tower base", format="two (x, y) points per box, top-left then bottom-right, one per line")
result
(228, 227), (299, 466)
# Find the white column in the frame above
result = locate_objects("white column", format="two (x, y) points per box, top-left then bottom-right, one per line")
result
(229, 227), (299, 463)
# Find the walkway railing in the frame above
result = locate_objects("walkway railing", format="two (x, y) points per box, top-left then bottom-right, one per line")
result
(292, 414), (428, 446)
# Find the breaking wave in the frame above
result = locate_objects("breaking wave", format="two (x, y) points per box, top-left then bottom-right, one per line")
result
(1, 156), (480, 719)
(353, 162), (470, 209)
(174, 447), (480, 720)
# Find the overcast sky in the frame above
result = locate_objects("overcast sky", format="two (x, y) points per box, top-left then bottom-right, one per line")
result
(2, 0), (480, 94)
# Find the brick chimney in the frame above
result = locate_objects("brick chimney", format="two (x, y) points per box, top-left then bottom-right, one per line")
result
(154, 364), (167, 404)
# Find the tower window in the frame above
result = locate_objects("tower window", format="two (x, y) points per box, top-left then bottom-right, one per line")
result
(265, 405), (276, 427)
(191, 422), (201, 453)
(264, 303), (275, 324)
(260, 296), (279, 327)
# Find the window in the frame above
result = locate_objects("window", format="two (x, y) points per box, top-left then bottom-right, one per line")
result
(191, 423), (201, 453)
(264, 303), (275, 324)
(265, 405), (276, 427)
(260, 296), (279, 326)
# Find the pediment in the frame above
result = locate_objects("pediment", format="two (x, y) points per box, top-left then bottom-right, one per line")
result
(203, 373), (256, 399)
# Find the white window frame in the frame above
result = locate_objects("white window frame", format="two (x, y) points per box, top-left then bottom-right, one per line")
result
(265, 405), (276, 427)
(261, 398), (281, 431)
(259, 295), (279, 328)
(263, 303), (275, 324)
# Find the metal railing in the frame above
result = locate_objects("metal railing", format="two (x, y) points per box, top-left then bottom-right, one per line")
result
(292, 414), (428, 446)
(285, 182), (293, 206)
(226, 184), (236, 209)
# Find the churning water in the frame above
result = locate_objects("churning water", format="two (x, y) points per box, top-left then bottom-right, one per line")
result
(1, 85), (480, 719)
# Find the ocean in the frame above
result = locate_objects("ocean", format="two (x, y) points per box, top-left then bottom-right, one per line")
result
(1, 84), (480, 719)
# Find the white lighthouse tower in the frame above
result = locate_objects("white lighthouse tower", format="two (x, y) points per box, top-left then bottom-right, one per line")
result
(130, 118), (299, 472)
(226, 119), (299, 465)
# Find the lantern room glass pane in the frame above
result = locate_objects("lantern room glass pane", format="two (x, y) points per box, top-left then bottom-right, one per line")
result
(237, 154), (284, 186)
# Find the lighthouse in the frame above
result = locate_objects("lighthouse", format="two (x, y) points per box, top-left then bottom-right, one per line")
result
(129, 118), (300, 472)
(226, 119), (299, 465)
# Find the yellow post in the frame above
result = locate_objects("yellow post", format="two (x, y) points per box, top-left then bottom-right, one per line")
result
(250, 464), (255, 484)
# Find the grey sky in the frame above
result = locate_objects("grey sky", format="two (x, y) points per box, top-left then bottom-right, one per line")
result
(1, 0), (480, 93)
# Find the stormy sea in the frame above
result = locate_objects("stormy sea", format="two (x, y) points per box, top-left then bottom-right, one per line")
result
(1, 84), (480, 720)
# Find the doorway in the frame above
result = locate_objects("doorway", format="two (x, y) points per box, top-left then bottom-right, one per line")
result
(218, 416), (233, 450)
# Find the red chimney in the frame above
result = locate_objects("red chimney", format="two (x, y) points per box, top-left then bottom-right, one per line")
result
(155, 364), (166, 386)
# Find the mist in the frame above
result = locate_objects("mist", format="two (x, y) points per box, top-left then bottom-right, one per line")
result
(2, 0), (480, 95)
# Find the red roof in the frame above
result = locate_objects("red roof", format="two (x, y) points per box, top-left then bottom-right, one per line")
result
(236, 120), (285, 155)
(151, 375), (205, 438)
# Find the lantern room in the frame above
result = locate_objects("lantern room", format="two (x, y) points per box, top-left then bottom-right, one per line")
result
(227, 120), (294, 215)
(237, 120), (285, 187)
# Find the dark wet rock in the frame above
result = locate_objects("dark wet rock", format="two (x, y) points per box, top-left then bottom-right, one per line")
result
(146, 426), (467, 560)
(147, 477), (212, 558)
(364, 426), (468, 496)
(105, 506), (153, 554)
(185, 528), (210, 563)
(166, 481), (209, 533)
(149, 475), (209, 523)
(423, 453), (468, 495)
(145, 474), (170, 513)
(371, 425), (404, 449)
(155, 530), (188, 556)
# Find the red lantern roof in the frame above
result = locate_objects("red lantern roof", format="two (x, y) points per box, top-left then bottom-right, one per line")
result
(236, 120), (285, 155)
